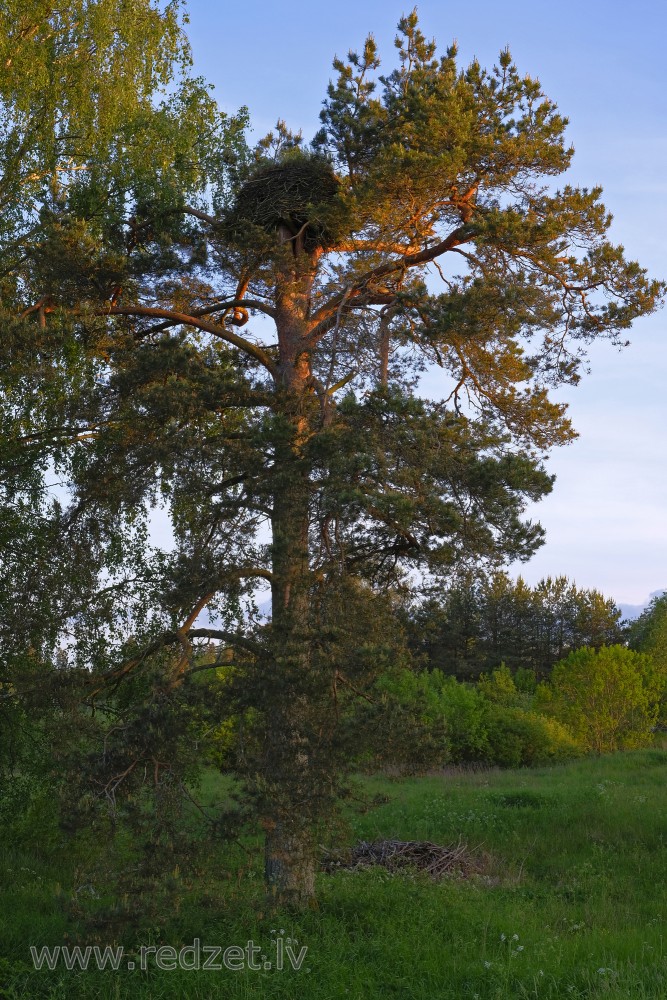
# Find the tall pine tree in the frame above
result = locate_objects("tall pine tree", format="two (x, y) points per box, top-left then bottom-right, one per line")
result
(2, 10), (662, 902)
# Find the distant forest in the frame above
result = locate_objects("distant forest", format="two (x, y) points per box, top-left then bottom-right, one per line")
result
(404, 574), (625, 678)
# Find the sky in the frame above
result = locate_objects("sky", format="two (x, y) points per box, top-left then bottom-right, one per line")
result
(180, 0), (667, 609)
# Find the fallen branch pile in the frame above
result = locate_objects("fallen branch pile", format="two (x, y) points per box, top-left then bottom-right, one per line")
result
(321, 838), (482, 880)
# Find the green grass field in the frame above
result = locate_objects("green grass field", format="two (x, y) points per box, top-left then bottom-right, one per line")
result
(2, 751), (667, 998)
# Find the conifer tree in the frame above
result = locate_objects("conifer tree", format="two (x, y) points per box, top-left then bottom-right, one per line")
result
(1, 9), (662, 902)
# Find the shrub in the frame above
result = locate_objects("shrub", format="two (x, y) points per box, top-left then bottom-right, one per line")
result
(514, 667), (537, 694)
(546, 644), (659, 753)
(477, 663), (519, 705)
(374, 667), (582, 769)
(435, 675), (489, 763)
(482, 705), (582, 767)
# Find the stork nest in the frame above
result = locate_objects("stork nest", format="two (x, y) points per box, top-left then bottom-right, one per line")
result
(321, 839), (483, 881)
(229, 155), (345, 251)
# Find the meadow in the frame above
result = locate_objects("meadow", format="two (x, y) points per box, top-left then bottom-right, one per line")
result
(1, 751), (666, 999)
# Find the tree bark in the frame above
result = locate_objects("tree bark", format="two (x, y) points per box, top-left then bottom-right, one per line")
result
(262, 250), (320, 904)
(263, 403), (318, 904)
(264, 821), (316, 906)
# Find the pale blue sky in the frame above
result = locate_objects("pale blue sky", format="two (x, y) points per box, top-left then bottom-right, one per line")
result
(182, 0), (667, 606)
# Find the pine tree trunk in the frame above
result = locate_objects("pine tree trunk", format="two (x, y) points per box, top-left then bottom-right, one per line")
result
(264, 460), (317, 905)
(262, 268), (319, 905)
(264, 823), (316, 906)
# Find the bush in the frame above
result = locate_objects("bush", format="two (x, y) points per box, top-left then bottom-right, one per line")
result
(514, 667), (537, 694)
(373, 666), (582, 769)
(545, 644), (659, 753)
(477, 663), (519, 705)
(437, 675), (489, 763)
(482, 705), (582, 767)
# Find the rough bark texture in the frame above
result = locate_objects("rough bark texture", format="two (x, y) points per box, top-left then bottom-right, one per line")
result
(264, 824), (316, 905)
(262, 243), (319, 904)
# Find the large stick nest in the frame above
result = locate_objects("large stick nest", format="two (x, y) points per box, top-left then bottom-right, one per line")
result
(229, 156), (345, 251)
(321, 839), (483, 880)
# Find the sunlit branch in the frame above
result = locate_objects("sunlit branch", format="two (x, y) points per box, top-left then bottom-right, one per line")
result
(99, 305), (278, 377)
(306, 224), (472, 344)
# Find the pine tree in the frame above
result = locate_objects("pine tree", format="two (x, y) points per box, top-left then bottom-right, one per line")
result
(2, 10), (662, 903)
(406, 573), (624, 677)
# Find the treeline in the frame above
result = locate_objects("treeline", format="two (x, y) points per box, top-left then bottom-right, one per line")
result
(371, 585), (667, 771)
(405, 574), (624, 679)
(627, 591), (667, 670)
(372, 644), (663, 772)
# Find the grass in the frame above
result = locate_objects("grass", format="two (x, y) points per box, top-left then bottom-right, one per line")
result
(1, 751), (667, 998)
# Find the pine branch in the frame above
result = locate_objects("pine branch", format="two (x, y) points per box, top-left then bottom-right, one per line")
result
(100, 305), (278, 377)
